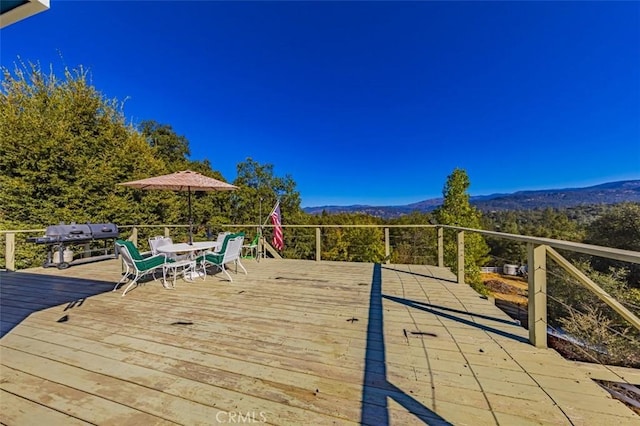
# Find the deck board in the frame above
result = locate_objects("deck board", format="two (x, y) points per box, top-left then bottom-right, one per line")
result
(0, 389), (92, 426)
(1, 366), (176, 425)
(1, 258), (638, 425)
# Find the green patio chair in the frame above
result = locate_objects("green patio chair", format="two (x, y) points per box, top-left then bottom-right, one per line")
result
(114, 239), (173, 296)
(242, 234), (260, 259)
(197, 232), (247, 282)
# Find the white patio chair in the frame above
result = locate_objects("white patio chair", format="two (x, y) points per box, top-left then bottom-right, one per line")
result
(211, 232), (231, 253)
(148, 236), (188, 261)
(197, 233), (247, 282)
(148, 236), (168, 255)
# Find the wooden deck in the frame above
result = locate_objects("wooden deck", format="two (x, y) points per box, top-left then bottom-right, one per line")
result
(1, 258), (639, 425)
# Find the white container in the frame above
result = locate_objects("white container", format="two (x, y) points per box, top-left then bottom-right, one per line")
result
(503, 264), (518, 276)
(53, 248), (74, 264)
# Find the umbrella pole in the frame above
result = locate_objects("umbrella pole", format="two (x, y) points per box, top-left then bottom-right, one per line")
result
(188, 187), (193, 245)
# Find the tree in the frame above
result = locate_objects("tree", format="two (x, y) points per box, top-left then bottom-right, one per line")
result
(482, 210), (527, 265)
(0, 61), (170, 229)
(585, 202), (640, 288)
(311, 213), (385, 263)
(388, 212), (437, 264)
(231, 158), (307, 257)
(482, 208), (586, 266)
(139, 120), (191, 167)
(549, 261), (640, 367)
(0, 61), (188, 267)
(433, 168), (489, 288)
(524, 208), (585, 241)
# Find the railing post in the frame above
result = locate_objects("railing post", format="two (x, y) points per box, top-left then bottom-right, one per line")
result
(528, 243), (547, 348)
(164, 227), (170, 238)
(257, 235), (263, 263)
(437, 227), (444, 267)
(129, 227), (138, 247)
(457, 231), (465, 284)
(315, 227), (321, 261)
(384, 227), (390, 264)
(5, 232), (15, 271)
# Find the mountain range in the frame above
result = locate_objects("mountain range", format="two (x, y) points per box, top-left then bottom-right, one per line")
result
(303, 180), (640, 218)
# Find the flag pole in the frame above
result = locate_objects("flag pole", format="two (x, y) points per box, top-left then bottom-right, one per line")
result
(258, 197), (263, 261)
(263, 199), (280, 227)
(261, 199), (282, 256)
(259, 197), (262, 235)
(265, 198), (284, 253)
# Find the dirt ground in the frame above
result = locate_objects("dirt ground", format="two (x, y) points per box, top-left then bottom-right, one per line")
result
(481, 272), (528, 305)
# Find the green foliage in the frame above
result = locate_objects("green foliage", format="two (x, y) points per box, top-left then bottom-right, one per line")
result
(0, 61), (168, 230)
(559, 305), (640, 368)
(308, 213), (386, 263)
(532, 208), (586, 241)
(231, 158), (302, 224)
(481, 211), (527, 265)
(585, 202), (640, 288)
(229, 158), (309, 258)
(0, 61), (302, 267)
(4, 59), (637, 306)
(549, 262), (640, 367)
(482, 208), (586, 266)
(433, 168), (490, 288)
(139, 120), (191, 167)
(387, 212), (437, 264)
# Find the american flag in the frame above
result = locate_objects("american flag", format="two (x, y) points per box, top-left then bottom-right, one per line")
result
(270, 200), (284, 251)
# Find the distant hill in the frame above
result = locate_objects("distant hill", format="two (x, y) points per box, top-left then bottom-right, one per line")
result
(303, 180), (640, 218)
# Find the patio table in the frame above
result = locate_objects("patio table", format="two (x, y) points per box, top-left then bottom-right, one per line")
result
(158, 241), (220, 280)
(162, 258), (197, 289)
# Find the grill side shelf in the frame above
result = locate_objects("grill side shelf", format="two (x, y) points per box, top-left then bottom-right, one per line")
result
(28, 237), (119, 270)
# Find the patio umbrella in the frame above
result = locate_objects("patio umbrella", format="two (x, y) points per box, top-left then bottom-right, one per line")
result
(118, 170), (237, 244)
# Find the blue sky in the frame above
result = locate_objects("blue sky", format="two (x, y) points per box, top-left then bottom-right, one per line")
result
(2, 1), (639, 207)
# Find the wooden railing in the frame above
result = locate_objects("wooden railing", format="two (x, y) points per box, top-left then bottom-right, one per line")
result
(2, 223), (639, 348)
(435, 225), (640, 347)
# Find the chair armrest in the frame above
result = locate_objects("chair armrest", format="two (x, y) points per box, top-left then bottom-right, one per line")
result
(133, 253), (171, 271)
(133, 253), (168, 264)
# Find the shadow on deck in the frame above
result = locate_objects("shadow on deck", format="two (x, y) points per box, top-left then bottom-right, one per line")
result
(0, 271), (115, 338)
(362, 264), (452, 425)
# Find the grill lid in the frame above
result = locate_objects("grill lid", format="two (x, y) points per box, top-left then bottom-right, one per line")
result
(87, 223), (119, 239)
(45, 223), (91, 237)
(28, 222), (119, 245)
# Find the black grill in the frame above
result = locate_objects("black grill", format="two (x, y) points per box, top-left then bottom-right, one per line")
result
(28, 222), (119, 269)
(87, 223), (118, 240)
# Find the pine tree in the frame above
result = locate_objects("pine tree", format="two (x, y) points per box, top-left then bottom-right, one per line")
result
(434, 168), (489, 288)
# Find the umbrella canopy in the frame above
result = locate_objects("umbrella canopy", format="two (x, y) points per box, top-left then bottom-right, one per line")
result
(119, 170), (237, 244)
